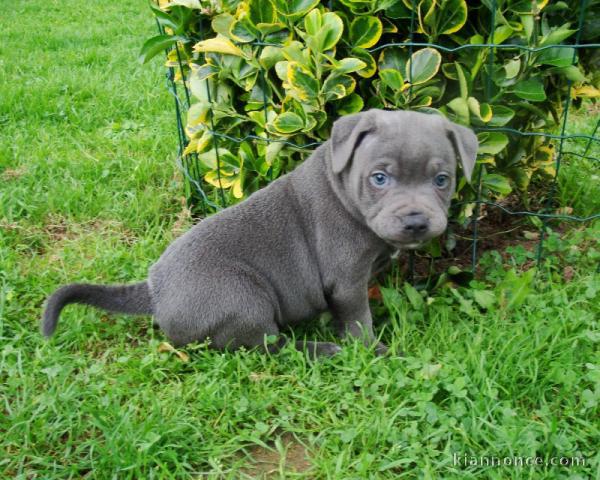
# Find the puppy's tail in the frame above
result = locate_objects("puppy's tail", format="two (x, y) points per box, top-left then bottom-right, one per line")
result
(41, 281), (153, 337)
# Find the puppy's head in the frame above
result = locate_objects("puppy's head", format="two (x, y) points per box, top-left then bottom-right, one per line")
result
(329, 109), (478, 249)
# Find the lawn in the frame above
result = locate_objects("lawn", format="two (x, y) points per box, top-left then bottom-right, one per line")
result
(1, 0), (599, 478)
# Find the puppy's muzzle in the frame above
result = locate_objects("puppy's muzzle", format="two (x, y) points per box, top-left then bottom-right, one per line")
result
(401, 212), (430, 238)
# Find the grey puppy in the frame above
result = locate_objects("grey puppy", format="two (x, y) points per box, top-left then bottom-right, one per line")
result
(42, 109), (477, 357)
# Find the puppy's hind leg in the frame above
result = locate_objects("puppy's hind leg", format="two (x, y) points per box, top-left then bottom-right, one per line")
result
(212, 319), (341, 359)
(196, 276), (342, 359)
(153, 272), (341, 358)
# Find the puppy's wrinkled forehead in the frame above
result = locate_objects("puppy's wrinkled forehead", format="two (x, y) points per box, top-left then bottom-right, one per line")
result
(367, 111), (455, 163)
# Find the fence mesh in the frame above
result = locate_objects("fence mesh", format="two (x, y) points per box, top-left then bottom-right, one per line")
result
(156, 0), (599, 279)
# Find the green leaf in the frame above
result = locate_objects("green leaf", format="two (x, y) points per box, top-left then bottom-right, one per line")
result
(281, 41), (305, 64)
(319, 12), (345, 51)
(537, 47), (575, 68)
(322, 73), (355, 100)
(403, 283), (424, 310)
(499, 268), (536, 310)
(272, 111), (305, 133)
(138, 432), (162, 452)
(455, 61), (468, 99)
(406, 48), (442, 85)
(139, 34), (184, 64)
(193, 64), (218, 82)
(248, 0), (276, 25)
(478, 132), (509, 155)
(379, 459), (414, 472)
(510, 0), (549, 14)
(492, 25), (513, 44)
(437, 0), (468, 34)
(193, 36), (246, 57)
(164, 0), (201, 7)
(304, 7), (321, 36)
(507, 166), (532, 191)
(386, 1), (412, 19)
(551, 65), (586, 82)
(229, 19), (258, 43)
(255, 21), (286, 35)
(246, 79), (271, 110)
(482, 173), (512, 195)
(421, 237), (442, 258)
(479, 103), (492, 123)
(211, 13), (235, 37)
(468, 97), (492, 123)
(350, 16), (383, 48)
(487, 105), (515, 126)
(379, 69), (404, 90)
(305, 9), (344, 52)
(274, 60), (289, 82)
(151, 5), (181, 32)
(441, 62), (459, 80)
(420, 0), (438, 33)
(521, 14), (534, 41)
(254, 421), (269, 434)
(265, 141), (284, 165)
(189, 76), (231, 104)
(335, 93), (364, 115)
(259, 46), (285, 69)
(539, 24), (577, 47)
(379, 286), (404, 309)
(504, 58), (521, 79)
(447, 97), (470, 125)
(286, 62), (319, 101)
(351, 48), (377, 78)
(197, 148), (234, 170)
(446, 266), (474, 286)
(472, 289), (496, 309)
(413, 95), (433, 108)
(340, 428), (357, 443)
(334, 57), (367, 74)
(418, 0), (467, 37)
(272, 0), (320, 19)
(513, 79), (546, 102)
(451, 288), (477, 318)
(379, 47), (406, 72)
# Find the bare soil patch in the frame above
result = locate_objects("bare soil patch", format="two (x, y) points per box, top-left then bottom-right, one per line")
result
(238, 433), (312, 479)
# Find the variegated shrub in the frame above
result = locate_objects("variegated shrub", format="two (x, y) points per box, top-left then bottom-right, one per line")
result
(141, 0), (598, 227)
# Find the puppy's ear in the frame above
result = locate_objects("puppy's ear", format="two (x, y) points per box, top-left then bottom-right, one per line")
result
(330, 111), (376, 174)
(447, 122), (478, 182)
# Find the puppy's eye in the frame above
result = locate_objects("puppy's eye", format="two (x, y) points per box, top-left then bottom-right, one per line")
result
(434, 173), (450, 188)
(370, 171), (390, 188)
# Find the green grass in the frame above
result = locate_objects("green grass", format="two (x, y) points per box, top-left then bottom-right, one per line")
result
(1, 1), (599, 478)
(556, 104), (600, 218)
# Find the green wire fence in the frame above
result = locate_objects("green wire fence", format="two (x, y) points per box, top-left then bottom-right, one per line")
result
(155, 0), (599, 278)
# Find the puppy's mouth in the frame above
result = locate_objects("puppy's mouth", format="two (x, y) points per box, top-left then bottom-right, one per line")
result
(400, 242), (424, 250)
(386, 239), (426, 250)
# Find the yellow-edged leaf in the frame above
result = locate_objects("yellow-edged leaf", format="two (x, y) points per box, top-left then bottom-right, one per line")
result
(204, 171), (236, 189)
(232, 177), (244, 198)
(183, 137), (199, 156)
(193, 36), (245, 57)
(572, 85), (600, 98)
(157, 342), (190, 362)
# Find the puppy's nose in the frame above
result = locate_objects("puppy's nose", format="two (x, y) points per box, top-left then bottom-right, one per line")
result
(402, 213), (429, 234)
